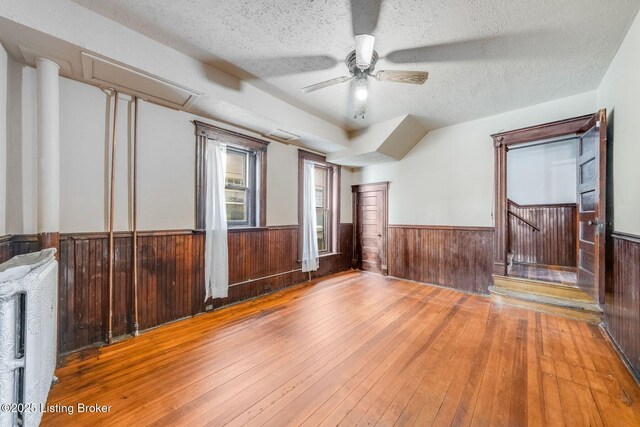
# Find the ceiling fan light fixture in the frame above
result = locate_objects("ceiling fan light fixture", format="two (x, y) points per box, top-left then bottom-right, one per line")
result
(354, 76), (368, 118)
(355, 78), (368, 102)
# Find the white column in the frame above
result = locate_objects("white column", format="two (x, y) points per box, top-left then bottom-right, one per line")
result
(36, 58), (60, 234)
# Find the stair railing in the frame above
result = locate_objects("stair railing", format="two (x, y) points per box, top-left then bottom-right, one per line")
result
(507, 210), (541, 232)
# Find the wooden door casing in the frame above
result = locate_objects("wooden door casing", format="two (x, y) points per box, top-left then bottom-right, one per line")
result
(491, 110), (607, 304)
(353, 183), (389, 275)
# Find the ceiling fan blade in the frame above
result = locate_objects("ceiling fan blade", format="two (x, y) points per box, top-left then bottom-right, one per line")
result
(355, 34), (375, 70)
(375, 70), (429, 85)
(385, 31), (561, 64)
(350, 0), (382, 36)
(301, 75), (354, 93)
(238, 55), (339, 77)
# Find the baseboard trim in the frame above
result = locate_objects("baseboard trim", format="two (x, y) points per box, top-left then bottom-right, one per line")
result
(599, 323), (640, 386)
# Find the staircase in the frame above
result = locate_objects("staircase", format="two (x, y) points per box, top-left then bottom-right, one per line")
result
(489, 275), (603, 323)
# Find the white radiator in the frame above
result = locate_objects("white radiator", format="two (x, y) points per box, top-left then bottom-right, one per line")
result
(0, 249), (58, 427)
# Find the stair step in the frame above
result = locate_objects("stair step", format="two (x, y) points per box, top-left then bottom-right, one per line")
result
(493, 274), (593, 302)
(489, 286), (603, 323)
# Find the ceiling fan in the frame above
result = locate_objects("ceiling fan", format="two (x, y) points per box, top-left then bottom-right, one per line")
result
(300, 1), (429, 119)
(263, 1), (544, 121)
(301, 35), (428, 119)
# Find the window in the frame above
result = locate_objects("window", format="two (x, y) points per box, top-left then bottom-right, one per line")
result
(225, 147), (256, 226)
(195, 121), (268, 229)
(314, 165), (330, 252)
(298, 150), (340, 255)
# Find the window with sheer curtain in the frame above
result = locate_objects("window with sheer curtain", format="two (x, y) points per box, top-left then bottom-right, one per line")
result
(298, 150), (340, 258)
(194, 121), (268, 230)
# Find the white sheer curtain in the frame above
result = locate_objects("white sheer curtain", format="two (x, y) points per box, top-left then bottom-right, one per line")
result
(302, 159), (319, 272)
(204, 139), (229, 300)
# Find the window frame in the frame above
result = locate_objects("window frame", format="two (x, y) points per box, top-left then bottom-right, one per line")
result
(224, 145), (257, 227)
(194, 121), (268, 230)
(313, 163), (331, 253)
(298, 150), (341, 258)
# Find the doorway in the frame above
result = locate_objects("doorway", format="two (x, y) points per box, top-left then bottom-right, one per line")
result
(492, 110), (607, 303)
(506, 137), (579, 286)
(352, 182), (389, 275)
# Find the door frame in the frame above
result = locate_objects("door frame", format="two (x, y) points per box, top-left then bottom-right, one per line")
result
(490, 110), (607, 300)
(352, 182), (389, 275)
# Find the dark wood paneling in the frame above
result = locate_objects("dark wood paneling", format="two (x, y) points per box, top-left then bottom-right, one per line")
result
(10, 235), (40, 257)
(388, 225), (494, 294)
(0, 235), (12, 263)
(508, 201), (577, 267)
(213, 224), (353, 311)
(605, 233), (640, 377)
(7, 225), (353, 355)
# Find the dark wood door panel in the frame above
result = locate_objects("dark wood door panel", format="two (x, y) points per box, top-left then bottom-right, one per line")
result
(575, 110), (607, 303)
(353, 183), (388, 275)
(358, 191), (383, 273)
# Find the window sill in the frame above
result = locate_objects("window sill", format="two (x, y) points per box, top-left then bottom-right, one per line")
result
(296, 252), (342, 263)
(320, 252), (341, 258)
(227, 227), (268, 233)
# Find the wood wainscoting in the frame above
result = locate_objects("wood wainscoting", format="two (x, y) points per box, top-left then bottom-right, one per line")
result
(0, 235), (12, 263)
(387, 225), (494, 294)
(2, 224), (353, 355)
(606, 232), (640, 377)
(508, 200), (577, 267)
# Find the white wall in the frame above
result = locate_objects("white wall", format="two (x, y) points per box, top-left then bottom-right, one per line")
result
(6, 70), (352, 233)
(507, 139), (577, 205)
(597, 10), (640, 236)
(352, 91), (597, 226)
(265, 141), (298, 227)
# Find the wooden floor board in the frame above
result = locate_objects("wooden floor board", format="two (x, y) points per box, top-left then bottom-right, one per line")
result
(43, 271), (640, 426)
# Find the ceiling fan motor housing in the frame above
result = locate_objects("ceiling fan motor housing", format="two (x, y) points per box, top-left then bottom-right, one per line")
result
(346, 50), (379, 75)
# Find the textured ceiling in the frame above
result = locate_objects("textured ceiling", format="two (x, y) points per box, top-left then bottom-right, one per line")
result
(72, 0), (640, 131)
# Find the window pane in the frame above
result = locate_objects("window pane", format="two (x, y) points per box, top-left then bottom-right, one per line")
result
(313, 165), (330, 252)
(314, 167), (328, 208)
(316, 208), (328, 252)
(226, 189), (247, 222)
(226, 151), (246, 187)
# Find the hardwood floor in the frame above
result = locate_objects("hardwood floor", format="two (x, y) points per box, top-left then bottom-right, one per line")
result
(510, 263), (578, 286)
(44, 271), (639, 426)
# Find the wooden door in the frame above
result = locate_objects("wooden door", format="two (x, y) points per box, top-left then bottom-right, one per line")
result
(576, 109), (607, 303)
(353, 183), (388, 275)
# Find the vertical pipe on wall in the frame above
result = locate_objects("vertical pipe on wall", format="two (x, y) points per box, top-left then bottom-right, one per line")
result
(132, 97), (139, 336)
(108, 90), (119, 344)
(36, 58), (61, 253)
